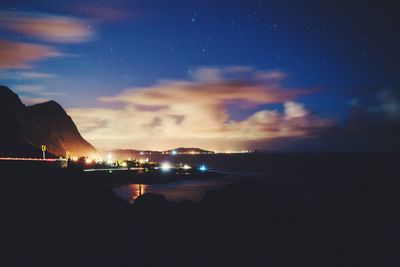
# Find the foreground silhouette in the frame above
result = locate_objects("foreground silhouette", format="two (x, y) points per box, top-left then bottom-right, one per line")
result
(1, 153), (399, 267)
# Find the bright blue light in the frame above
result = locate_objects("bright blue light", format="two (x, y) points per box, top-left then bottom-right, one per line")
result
(171, 150), (177, 155)
(198, 165), (207, 172)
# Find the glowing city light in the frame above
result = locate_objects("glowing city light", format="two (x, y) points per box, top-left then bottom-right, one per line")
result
(182, 164), (191, 170)
(139, 158), (149, 164)
(107, 153), (113, 165)
(160, 162), (172, 172)
(120, 161), (128, 167)
(171, 150), (177, 155)
(198, 165), (207, 172)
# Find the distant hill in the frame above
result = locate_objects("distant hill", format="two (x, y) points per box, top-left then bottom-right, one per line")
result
(107, 147), (214, 159)
(0, 85), (95, 157)
(165, 147), (215, 154)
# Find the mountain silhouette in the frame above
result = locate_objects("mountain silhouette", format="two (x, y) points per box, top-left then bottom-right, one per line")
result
(0, 85), (95, 157)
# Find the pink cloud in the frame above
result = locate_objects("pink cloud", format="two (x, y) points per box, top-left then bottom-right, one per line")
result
(68, 66), (333, 150)
(0, 40), (61, 69)
(0, 12), (94, 43)
(99, 80), (311, 107)
(20, 96), (50, 105)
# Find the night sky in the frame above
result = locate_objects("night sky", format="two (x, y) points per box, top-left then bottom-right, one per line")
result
(0, 0), (399, 151)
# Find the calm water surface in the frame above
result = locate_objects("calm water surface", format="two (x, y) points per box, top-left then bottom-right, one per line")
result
(111, 153), (320, 203)
(113, 175), (239, 203)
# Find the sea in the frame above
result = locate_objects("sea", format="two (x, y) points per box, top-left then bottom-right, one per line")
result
(112, 153), (325, 203)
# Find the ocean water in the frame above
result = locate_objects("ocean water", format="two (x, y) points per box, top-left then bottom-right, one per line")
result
(112, 153), (300, 203)
(113, 176), (239, 203)
(112, 153), (341, 203)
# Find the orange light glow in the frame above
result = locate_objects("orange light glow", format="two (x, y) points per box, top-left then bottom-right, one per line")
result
(128, 184), (148, 203)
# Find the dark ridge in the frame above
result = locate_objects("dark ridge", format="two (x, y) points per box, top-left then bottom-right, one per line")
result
(0, 85), (96, 157)
(29, 100), (67, 116)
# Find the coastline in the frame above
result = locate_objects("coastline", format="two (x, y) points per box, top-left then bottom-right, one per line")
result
(85, 169), (226, 188)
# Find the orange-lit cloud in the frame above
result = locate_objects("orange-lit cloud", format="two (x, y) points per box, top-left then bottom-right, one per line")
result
(99, 80), (309, 107)
(20, 96), (51, 105)
(0, 40), (61, 69)
(68, 67), (333, 150)
(0, 12), (94, 43)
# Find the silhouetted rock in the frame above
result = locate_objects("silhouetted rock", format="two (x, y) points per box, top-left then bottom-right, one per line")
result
(28, 100), (95, 156)
(0, 85), (95, 157)
(202, 179), (288, 215)
(2, 153), (400, 267)
(134, 193), (167, 208)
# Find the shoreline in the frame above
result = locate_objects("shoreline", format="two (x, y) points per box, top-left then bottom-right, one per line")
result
(84, 169), (226, 188)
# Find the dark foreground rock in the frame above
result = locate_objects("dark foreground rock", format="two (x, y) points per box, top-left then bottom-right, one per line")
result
(1, 153), (400, 267)
(134, 192), (167, 208)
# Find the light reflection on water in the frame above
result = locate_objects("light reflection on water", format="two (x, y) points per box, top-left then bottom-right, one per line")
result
(122, 184), (149, 204)
(113, 177), (234, 203)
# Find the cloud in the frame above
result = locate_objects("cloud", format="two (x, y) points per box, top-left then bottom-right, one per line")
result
(191, 66), (287, 83)
(99, 80), (308, 106)
(68, 66), (333, 150)
(133, 104), (169, 112)
(19, 72), (57, 79)
(255, 71), (287, 81)
(0, 71), (56, 80)
(267, 88), (400, 152)
(99, 67), (309, 107)
(143, 117), (162, 130)
(284, 102), (308, 118)
(12, 84), (65, 105)
(13, 84), (46, 94)
(0, 12), (94, 43)
(0, 40), (61, 69)
(226, 102), (333, 140)
(20, 96), (51, 106)
(13, 84), (64, 96)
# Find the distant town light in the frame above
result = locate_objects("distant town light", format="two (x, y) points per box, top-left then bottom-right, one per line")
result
(139, 158), (149, 164)
(182, 164), (191, 170)
(120, 161), (128, 167)
(107, 153), (113, 165)
(171, 150), (177, 155)
(198, 165), (207, 172)
(160, 162), (172, 172)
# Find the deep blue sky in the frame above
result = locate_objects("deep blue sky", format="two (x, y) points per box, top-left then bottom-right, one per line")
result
(1, 0), (399, 150)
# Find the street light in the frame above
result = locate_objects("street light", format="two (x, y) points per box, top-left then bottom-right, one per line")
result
(41, 145), (46, 159)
